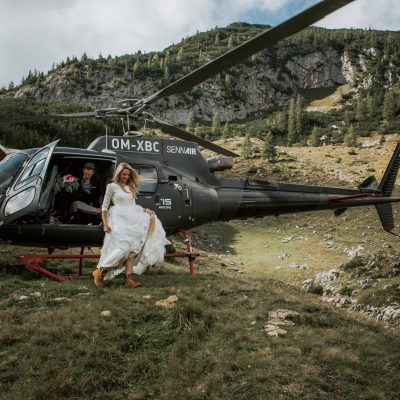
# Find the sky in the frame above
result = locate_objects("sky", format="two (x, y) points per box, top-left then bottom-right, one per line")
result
(1, 0), (399, 88)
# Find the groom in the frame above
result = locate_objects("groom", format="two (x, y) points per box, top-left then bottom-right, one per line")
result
(70, 162), (102, 223)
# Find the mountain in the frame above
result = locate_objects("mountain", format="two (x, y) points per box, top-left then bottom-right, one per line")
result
(2, 24), (400, 126)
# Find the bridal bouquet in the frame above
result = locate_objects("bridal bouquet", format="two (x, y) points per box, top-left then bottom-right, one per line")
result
(54, 174), (79, 193)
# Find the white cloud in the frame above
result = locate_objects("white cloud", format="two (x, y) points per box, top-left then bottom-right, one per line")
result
(0, 0), (399, 88)
(315, 0), (400, 30)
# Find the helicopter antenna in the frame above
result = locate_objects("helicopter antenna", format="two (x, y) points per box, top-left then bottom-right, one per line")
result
(105, 124), (108, 151)
(142, 116), (148, 135)
(120, 117), (126, 135)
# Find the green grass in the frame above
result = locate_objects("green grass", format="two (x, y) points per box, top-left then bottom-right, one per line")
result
(0, 263), (399, 400)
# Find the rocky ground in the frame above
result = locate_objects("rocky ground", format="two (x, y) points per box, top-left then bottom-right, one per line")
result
(196, 133), (400, 329)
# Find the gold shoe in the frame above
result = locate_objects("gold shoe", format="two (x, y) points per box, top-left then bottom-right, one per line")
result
(125, 273), (142, 288)
(93, 268), (107, 287)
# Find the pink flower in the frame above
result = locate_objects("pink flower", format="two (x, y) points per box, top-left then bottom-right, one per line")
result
(63, 174), (75, 183)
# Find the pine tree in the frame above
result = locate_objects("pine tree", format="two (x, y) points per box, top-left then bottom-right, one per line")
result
(276, 109), (287, 133)
(165, 50), (171, 64)
(164, 65), (169, 80)
(287, 98), (297, 144)
(383, 90), (396, 121)
(356, 96), (367, 121)
(133, 59), (141, 77)
(344, 109), (352, 126)
(81, 52), (88, 63)
(366, 92), (376, 118)
(295, 95), (304, 139)
(186, 111), (195, 133)
(212, 109), (221, 139)
(309, 126), (321, 146)
(224, 73), (232, 88)
(222, 122), (230, 142)
(177, 47), (184, 61)
(194, 124), (202, 137)
(228, 34), (235, 49)
(242, 134), (253, 159)
(263, 132), (276, 160)
(344, 126), (357, 147)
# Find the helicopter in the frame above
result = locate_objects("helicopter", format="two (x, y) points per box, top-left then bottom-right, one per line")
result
(1, 0), (400, 252)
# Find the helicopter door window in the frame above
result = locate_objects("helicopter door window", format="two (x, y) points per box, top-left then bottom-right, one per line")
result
(14, 147), (50, 190)
(0, 152), (28, 195)
(135, 166), (158, 194)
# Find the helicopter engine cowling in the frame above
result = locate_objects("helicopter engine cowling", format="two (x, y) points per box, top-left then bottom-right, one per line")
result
(207, 156), (233, 172)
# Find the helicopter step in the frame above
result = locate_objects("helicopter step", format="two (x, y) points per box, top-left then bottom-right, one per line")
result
(13, 229), (199, 281)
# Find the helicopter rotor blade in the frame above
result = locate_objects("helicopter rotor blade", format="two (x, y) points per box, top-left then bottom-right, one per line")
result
(138, 0), (354, 107)
(143, 113), (239, 158)
(0, 108), (121, 126)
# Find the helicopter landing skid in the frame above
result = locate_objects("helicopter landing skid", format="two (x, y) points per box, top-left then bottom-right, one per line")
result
(166, 229), (198, 276)
(15, 229), (199, 281)
(15, 253), (101, 282)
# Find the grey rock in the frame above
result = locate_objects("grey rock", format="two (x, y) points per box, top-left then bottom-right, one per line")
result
(315, 269), (341, 284)
(290, 262), (307, 270)
(277, 252), (290, 260)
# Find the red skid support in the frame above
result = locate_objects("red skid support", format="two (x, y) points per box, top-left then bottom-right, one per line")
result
(16, 253), (101, 281)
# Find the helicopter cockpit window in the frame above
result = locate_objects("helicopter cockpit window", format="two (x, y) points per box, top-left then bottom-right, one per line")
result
(0, 152), (28, 195)
(135, 166), (158, 194)
(14, 148), (49, 190)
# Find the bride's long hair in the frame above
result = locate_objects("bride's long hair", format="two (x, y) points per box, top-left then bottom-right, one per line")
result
(113, 162), (141, 198)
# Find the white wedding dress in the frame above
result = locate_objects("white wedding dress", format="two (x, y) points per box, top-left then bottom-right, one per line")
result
(97, 183), (170, 280)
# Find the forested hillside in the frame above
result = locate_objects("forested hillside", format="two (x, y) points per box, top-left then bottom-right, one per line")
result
(1, 24), (400, 149)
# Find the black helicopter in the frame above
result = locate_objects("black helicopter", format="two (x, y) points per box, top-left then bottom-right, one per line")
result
(1, 0), (400, 250)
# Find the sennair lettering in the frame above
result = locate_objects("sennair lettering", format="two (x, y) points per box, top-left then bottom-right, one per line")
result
(166, 145), (197, 155)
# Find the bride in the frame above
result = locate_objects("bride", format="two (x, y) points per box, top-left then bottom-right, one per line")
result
(93, 162), (169, 287)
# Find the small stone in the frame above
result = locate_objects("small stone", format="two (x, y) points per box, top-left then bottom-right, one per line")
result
(53, 297), (71, 302)
(17, 295), (29, 301)
(76, 292), (91, 297)
(143, 295), (152, 300)
(250, 320), (257, 326)
(156, 295), (178, 308)
(100, 310), (112, 317)
(301, 278), (313, 289)
(278, 252), (290, 260)
(31, 292), (41, 298)
(314, 269), (341, 284)
(265, 324), (287, 337)
(269, 309), (300, 320)
(383, 285), (391, 290)
(290, 262), (307, 270)
(346, 245), (364, 259)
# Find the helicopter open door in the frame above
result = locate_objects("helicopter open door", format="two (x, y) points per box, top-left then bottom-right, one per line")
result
(0, 140), (59, 225)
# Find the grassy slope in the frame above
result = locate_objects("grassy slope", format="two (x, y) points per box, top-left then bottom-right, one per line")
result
(2, 135), (400, 399)
(0, 263), (399, 400)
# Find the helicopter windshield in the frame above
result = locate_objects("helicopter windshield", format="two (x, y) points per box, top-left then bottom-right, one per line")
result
(0, 152), (28, 195)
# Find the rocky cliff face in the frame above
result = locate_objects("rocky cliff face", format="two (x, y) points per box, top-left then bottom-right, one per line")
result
(6, 42), (398, 125)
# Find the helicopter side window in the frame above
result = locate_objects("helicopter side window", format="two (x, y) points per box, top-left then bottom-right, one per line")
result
(135, 166), (158, 194)
(14, 148), (49, 190)
(0, 152), (29, 195)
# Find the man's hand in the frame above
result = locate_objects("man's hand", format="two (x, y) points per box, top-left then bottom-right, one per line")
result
(144, 208), (155, 216)
(103, 224), (112, 233)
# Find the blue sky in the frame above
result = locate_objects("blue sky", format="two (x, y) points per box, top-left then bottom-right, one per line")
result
(0, 0), (399, 88)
